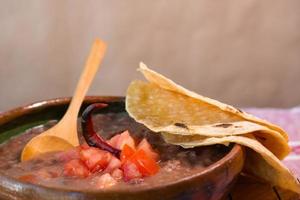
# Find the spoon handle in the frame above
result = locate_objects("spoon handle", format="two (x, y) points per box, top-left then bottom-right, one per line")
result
(64, 39), (107, 119)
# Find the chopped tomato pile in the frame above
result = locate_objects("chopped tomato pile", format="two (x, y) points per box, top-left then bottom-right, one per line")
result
(18, 131), (159, 188)
(19, 131), (159, 189)
(62, 131), (159, 184)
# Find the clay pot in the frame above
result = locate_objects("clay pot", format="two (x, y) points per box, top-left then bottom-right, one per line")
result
(0, 97), (245, 200)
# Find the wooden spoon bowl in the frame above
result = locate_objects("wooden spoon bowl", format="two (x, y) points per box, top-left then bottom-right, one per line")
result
(0, 97), (245, 200)
(21, 39), (107, 161)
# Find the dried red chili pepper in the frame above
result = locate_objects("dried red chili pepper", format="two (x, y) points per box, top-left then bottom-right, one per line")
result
(81, 103), (121, 158)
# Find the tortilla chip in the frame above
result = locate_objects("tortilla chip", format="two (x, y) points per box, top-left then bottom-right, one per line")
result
(138, 62), (288, 141)
(125, 63), (299, 193)
(162, 133), (300, 193)
(126, 80), (289, 159)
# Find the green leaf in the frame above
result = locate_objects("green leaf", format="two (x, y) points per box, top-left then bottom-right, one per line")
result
(0, 120), (49, 144)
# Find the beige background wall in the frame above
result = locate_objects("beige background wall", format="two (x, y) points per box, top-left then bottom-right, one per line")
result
(0, 0), (300, 111)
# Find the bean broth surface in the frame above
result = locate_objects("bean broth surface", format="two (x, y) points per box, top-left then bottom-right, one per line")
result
(0, 112), (230, 191)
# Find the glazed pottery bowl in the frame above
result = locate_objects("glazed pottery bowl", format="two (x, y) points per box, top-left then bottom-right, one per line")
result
(0, 96), (245, 200)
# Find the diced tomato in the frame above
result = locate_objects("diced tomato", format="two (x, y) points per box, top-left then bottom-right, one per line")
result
(56, 147), (81, 162)
(118, 131), (136, 149)
(108, 134), (121, 148)
(111, 168), (123, 181)
(130, 149), (159, 176)
(63, 159), (90, 178)
(92, 173), (117, 189)
(59, 132), (160, 181)
(18, 174), (37, 184)
(120, 144), (136, 163)
(137, 139), (159, 161)
(122, 160), (142, 181)
(109, 131), (135, 149)
(104, 156), (121, 173)
(80, 143), (90, 150)
(80, 147), (112, 173)
(120, 140), (160, 178)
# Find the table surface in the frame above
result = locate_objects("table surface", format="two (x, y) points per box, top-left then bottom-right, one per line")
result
(222, 175), (300, 200)
(245, 108), (300, 178)
(222, 108), (300, 200)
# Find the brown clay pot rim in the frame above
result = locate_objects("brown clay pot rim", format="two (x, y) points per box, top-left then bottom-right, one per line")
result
(0, 96), (244, 194)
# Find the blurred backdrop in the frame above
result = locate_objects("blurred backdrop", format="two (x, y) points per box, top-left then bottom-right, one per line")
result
(0, 0), (300, 111)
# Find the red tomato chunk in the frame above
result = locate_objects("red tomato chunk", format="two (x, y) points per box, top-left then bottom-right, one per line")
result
(80, 147), (112, 173)
(122, 160), (142, 181)
(105, 156), (122, 173)
(129, 149), (159, 176)
(137, 139), (159, 161)
(120, 144), (135, 163)
(108, 130), (136, 149)
(63, 159), (90, 178)
(60, 130), (160, 185)
(120, 137), (160, 180)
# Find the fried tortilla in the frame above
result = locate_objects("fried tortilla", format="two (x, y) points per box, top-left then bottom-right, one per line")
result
(162, 132), (300, 193)
(125, 63), (300, 193)
(138, 62), (288, 141)
(126, 80), (289, 159)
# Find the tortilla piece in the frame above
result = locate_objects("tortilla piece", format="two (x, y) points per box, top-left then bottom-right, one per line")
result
(162, 133), (300, 193)
(126, 80), (289, 159)
(125, 64), (298, 193)
(138, 62), (288, 141)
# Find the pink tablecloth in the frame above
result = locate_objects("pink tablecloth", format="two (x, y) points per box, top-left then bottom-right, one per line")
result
(245, 107), (300, 179)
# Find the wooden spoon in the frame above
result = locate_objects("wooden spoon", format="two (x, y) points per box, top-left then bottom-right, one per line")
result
(21, 39), (107, 161)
